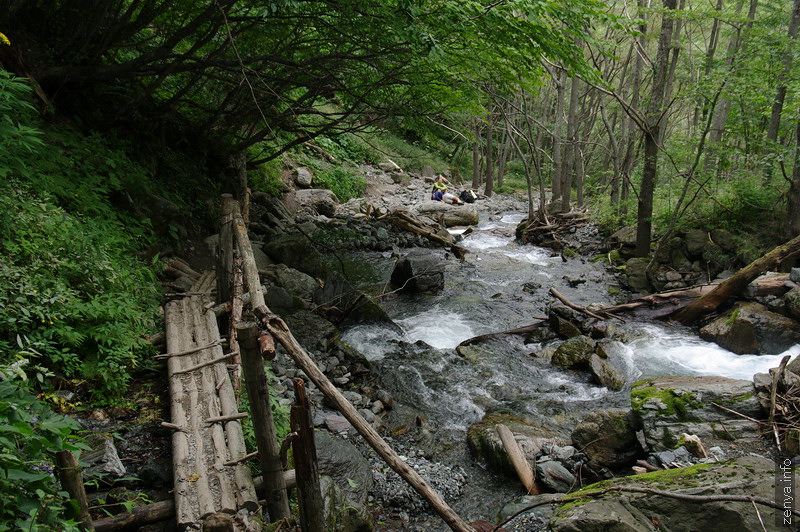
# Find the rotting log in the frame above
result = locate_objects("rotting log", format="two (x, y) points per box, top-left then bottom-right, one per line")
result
(238, 322), (290, 522)
(496, 425), (538, 495)
(92, 500), (174, 532)
(169, 258), (202, 280)
(674, 234), (800, 324)
(254, 304), (474, 532)
(291, 379), (325, 532)
(55, 450), (94, 531)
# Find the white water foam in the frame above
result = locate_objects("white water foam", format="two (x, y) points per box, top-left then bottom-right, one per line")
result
(341, 324), (403, 361)
(616, 323), (800, 380)
(395, 307), (476, 349)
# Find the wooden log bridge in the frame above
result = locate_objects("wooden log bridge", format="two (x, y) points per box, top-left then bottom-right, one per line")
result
(163, 271), (261, 531)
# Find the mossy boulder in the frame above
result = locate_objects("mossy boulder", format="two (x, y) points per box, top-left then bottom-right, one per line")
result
(785, 286), (800, 320)
(550, 456), (775, 532)
(552, 336), (596, 367)
(700, 301), (800, 354)
(466, 412), (568, 479)
(571, 409), (642, 469)
(624, 257), (651, 293)
(631, 376), (763, 452)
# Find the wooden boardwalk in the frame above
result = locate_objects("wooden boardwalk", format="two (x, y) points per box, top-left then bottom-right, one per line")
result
(163, 272), (261, 531)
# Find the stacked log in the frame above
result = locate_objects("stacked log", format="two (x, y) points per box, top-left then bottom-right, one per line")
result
(164, 287), (259, 530)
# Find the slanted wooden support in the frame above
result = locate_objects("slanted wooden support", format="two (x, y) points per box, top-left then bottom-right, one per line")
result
(291, 379), (325, 532)
(496, 425), (539, 495)
(238, 322), (290, 522)
(254, 305), (473, 532)
(55, 450), (94, 531)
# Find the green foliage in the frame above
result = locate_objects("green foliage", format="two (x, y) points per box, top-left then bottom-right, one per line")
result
(239, 365), (291, 461)
(367, 132), (451, 173)
(0, 359), (83, 531)
(249, 158), (287, 197)
(0, 72), (160, 400)
(314, 167), (367, 203)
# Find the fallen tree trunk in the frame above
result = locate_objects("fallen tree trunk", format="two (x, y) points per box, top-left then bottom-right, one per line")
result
(673, 234), (800, 324)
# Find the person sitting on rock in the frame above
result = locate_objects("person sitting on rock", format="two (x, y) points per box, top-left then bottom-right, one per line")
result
(431, 175), (462, 204)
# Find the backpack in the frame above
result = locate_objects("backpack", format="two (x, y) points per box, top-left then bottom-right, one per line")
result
(460, 189), (477, 203)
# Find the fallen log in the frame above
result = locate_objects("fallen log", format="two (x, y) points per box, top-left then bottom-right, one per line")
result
(92, 500), (174, 532)
(496, 424), (539, 495)
(673, 234), (800, 324)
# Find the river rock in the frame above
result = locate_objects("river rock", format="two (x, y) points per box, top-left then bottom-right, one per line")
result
(378, 159), (401, 173)
(319, 475), (372, 532)
(316, 430), (373, 501)
(295, 188), (340, 217)
(549, 456), (776, 532)
(314, 269), (394, 324)
(607, 226), (637, 257)
(536, 460), (577, 493)
(571, 409), (642, 468)
(263, 230), (327, 277)
(294, 166), (314, 188)
(624, 257), (651, 293)
(587, 354), (625, 390)
(785, 286), (800, 320)
(466, 412), (568, 479)
(551, 336), (596, 367)
(390, 249), (445, 293)
(631, 376), (763, 452)
(699, 301), (800, 354)
(83, 433), (126, 479)
(414, 201), (479, 227)
(498, 493), (563, 531)
(684, 229), (709, 257)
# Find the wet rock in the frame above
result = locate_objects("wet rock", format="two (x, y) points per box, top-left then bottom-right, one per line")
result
(467, 412), (567, 479)
(587, 354), (625, 390)
(536, 460), (577, 493)
(524, 323), (558, 344)
(571, 409), (642, 468)
(549, 315), (582, 339)
(785, 286), (800, 320)
(323, 414), (354, 434)
(685, 229), (709, 257)
(699, 301), (800, 354)
(263, 231), (327, 278)
(549, 456), (775, 532)
(414, 202), (480, 227)
(624, 257), (651, 293)
(295, 188), (339, 217)
(390, 249), (445, 293)
(607, 226), (637, 257)
(499, 493), (563, 531)
(631, 376), (763, 452)
(294, 166), (313, 188)
(320, 475), (372, 532)
(551, 336), (596, 367)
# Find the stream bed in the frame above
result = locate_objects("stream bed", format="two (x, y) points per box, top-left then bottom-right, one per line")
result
(338, 211), (795, 529)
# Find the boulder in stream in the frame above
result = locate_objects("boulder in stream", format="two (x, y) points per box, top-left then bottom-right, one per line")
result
(390, 249), (445, 293)
(551, 336), (596, 367)
(631, 376), (763, 452)
(699, 301), (800, 354)
(549, 456), (777, 532)
(587, 354), (625, 391)
(414, 201), (479, 227)
(571, 409), (642, 468)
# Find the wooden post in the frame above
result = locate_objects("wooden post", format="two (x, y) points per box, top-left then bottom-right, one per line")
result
(55, 450), (94, 531)
(290, 379), (325, 532)
(216, 194), (236, 307)
(254, 305), (474, 532)
(238, 321), (290, 522)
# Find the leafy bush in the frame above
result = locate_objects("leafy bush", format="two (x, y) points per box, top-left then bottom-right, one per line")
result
(314, 166), (367, 202)
(0, 71), (160, 400)
(0, 359), (83, 531)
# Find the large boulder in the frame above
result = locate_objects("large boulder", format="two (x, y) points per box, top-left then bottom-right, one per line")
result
(294, 166), (314, 188)
(390, 249), (446, 293)
(414, 202), (480, 227)
(624, 258), (651, 293)
(631, 376), (763, 452)
(607, 226), (637, 258)
(551, 336), (596, 368)
(571, 410), (642, 468)
(263, 231), (326, 278)
(587, 354), (625, 391)
(684, 229), (709, 257)
(314, 270), (394, 325)
(467, 412), (568, 479)
(295, 188), (340, 217)
(785, 286), (800, 320)
(83, 433), (126, 479)
(699, 301), (800, 354)
(550, 456), (777, 532)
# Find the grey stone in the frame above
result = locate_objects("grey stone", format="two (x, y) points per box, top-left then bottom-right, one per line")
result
(323, 414), (353, 433)
(700, 301), (800, 354)
(625, 257), (651, 293)
(631, 376), (763, 452)
(685, 229), (709, 257)
(414, 201), (480, 227)
(551, 336), (596, 367)
(294, 188), (339, 217)
(536, 460), (577, 493)
(587, 353), (625, 390)
(571, 409), (642, 468)
(550, 456), (775, 532)
(294, 166), (313, 188)
(792, 268), (800, 284)
(421, 165), (435, 178)
(378, 160), (401, 173)
(390, 249), (445, 293)
(172, 275), (195, 293)
(83, 434), (126, 479)
(785, 286), (800, 320)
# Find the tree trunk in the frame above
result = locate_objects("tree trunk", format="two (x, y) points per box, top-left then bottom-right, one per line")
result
(787, 108), (800, 236)
(551, 71), (566, 206)
(766, 0), (800, 143)
(484, 109), (495, 197)
(472, 120), (482, 189)
(674, 234), (800, 323)
(636, 0), (678, 257)
(561, 75), (580, 212)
